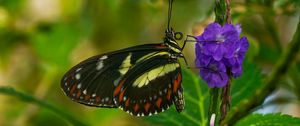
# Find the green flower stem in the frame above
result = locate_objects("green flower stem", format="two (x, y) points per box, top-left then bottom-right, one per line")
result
(221, 19), (300, 126)
(208, 88), (220, 126)
(0, 86), (88, 126)
(209, 0), (232, 125)
(214, 0), (227, 25)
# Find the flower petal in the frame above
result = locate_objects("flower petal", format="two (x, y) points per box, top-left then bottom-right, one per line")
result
(232, 63), (243, 77)
(239, 37), (249, 52)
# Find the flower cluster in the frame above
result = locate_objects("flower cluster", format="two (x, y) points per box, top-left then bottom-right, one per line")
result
(195, 22), (249, 88)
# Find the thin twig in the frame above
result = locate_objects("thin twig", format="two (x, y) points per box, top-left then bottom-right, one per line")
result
(225, 0), (232, 24)
(220, 77), (231, 123)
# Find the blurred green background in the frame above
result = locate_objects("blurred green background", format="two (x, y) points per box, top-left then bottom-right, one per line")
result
(0, 0), (299, 126)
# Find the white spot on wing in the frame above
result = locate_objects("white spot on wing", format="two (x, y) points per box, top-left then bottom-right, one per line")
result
(92, 93), (96, 97)
(96, 61), (104, 70)
(113, 77), (121, 86)
(164, 89), (167, 93)
(83, 89), (87, 95)
(159, 91), (162, 95)
(100, 55), (108, 60)
(76, 68), (82, 72)
(77, 83), (82, 89)
(105, 97), (109, 101)
(96, 56), (108, 70)
(75, 74), (81, 80)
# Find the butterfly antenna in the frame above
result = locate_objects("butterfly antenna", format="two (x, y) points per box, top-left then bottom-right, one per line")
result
(167, 0), (174, 31)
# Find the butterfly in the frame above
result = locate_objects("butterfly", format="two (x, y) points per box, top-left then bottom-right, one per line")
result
(61, 0), (189, 117)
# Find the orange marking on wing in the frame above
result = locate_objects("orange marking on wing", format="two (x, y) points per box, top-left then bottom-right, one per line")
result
(134, 103), (140, 112)
(85, 95), (91, 101)
(156, 44), (167, 49)
(173, 73), (182, 92)
(70, 84), (77, 95)
(144, 102), (151, 112)
(119, 90), (126, 102)
(76, 90), (81, 98)
(113, 80), (125, 97)
(167, 89), (172, 100)
(156, 98), (162, 107)
(125, 98), (130, 107)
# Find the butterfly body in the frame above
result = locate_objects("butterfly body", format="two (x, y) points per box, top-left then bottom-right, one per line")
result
(61, 30), (185, 116)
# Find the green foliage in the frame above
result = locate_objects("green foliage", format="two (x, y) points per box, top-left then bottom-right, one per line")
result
(235, 114), (300, 126)
(231, 61), (263, 107)
(0, 0), (25, 14)
(145, 69), (209, 126)
(144, 60), (263, 126)
(287, 64), (300, 101)
(0, 86), (88, 126)
(30, 22), (81, 69)
(0, 0), (299, 125)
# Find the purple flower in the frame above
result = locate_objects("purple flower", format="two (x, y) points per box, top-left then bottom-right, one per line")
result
(196, 23), (239, 61)
(228, 37), (249, 77)
(199, 60), (229, 88)
(195, 22), (249, 88)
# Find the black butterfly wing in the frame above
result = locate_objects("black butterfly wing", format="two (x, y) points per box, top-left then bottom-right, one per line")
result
(61, 44), (169, 108)
(113, 54), (184, 116)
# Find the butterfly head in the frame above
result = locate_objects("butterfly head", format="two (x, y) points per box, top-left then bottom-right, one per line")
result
(164, 28), (184, 54)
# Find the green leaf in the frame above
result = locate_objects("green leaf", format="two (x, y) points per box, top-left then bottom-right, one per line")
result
(0, 0), (25, 14)
(144, 69), (209, 126)
(235, 113), (300, 126)
(231, 61), (263, 107)
(30, 22), (81, 69)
